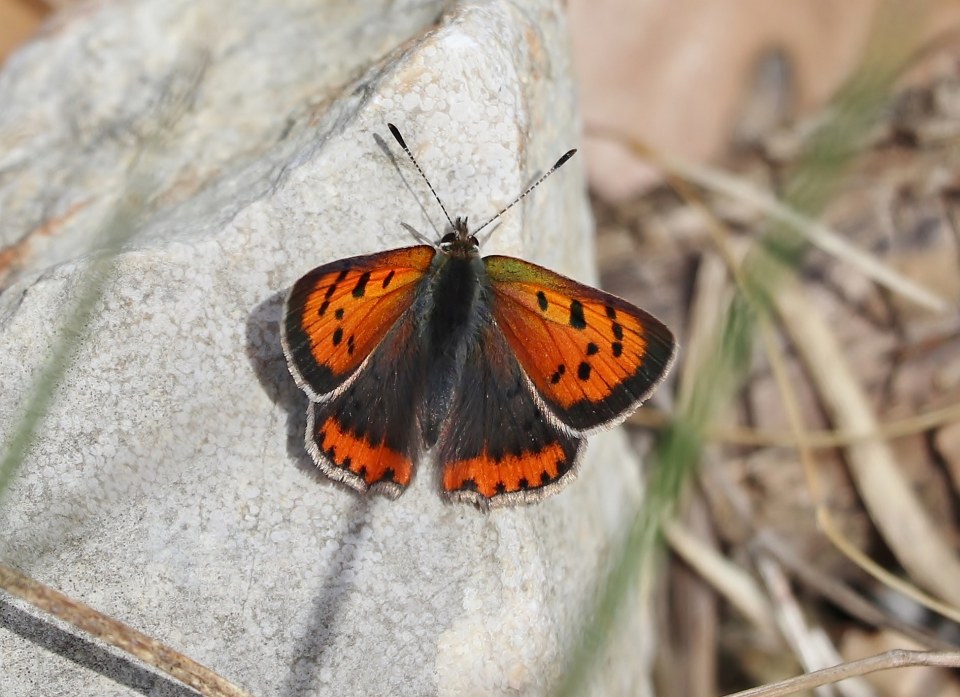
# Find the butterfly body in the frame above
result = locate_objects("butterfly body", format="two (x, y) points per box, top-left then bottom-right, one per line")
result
(413, 219), (488, 447)
(281, 129), (677, 508)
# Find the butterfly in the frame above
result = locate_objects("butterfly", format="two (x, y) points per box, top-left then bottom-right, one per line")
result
(280, 124), (677, 508)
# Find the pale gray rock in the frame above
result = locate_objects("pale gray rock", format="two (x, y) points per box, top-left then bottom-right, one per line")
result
(0, 1), (653, 695)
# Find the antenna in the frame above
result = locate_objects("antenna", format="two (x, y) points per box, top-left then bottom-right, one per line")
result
(472, 148), (577, 235)
(387, 123), (455, 229)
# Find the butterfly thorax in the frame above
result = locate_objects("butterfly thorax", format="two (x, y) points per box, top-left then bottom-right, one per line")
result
(417, 217), (489, 446)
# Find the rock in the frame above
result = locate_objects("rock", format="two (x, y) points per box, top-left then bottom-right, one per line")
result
(0, 1), (653, 695)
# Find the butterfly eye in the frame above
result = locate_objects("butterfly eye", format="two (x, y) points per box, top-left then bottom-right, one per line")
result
(440, 232), (456, 246)
(469, 235), (479, 247)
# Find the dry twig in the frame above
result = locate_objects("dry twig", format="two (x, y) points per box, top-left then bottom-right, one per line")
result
(0, 562), (251, 697)
(722, 649), (960, 697)
(775, 281), (960, 612)
(664, 521), (776, 638)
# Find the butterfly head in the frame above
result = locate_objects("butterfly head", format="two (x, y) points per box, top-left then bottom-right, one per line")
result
(438, 216), (480, 257)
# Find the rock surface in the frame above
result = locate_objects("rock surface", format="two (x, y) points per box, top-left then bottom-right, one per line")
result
(0, 1), (651, 695)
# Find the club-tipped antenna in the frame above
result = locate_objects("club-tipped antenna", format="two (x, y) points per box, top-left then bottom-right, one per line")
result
(472, 148), (577, 236)
(388, 123), (455, 230)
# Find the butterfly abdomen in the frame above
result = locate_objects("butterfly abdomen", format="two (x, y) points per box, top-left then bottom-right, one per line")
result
(418, 252), (490, 447)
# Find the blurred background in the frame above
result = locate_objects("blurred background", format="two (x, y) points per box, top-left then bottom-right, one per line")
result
(0, 0), (49, 65)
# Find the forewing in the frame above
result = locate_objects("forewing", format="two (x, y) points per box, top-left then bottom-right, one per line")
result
(485, 255), (677, 433)
(307, 310), (425, 496)
(282, 246), (434, 401)
(437, 320), (584, 508)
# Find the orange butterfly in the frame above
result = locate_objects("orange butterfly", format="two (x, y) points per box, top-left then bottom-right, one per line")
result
(281, 125), (677, 507)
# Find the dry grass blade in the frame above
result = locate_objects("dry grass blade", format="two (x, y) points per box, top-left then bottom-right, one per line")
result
(775, 280), (960, 612)
(0, 562), (251, 697)
(687, 145), (874, 695)
(630, 402), (960, 449)
(628, 404), (960, 449)
(664, 521), (776, 637)
(817, 510), (960, 626)
(677, 254), (730, 406)
(754, 555), (871, 697)
(656, 156), (950, 314)
(722, 649), (960, 697)
(659, 133), (960, 695)
(756, 531), (959, 652)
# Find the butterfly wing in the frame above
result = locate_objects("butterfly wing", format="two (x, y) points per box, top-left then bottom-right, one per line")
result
(484, 255), (677, 433)
(436, 319), (584, 507)
(282, 245), (435, 494)
(281, 246), (435, 401)
(306, 310), (425, 496)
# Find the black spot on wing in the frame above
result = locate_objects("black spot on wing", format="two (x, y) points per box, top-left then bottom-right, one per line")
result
(325, 269), (349, 300)
(552, 316), (677, 431)
(352, 271), (371, 298)
(569, 299), (587, 329)
(550, 364), (566, 384)
(577, 361), (591, 381)
(537, 291), (548, 311)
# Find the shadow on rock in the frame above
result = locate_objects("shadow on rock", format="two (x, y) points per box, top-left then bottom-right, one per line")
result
(0, 598), (197, 697)
(245, 290), (364, 497)
(247, 292), (377, 695)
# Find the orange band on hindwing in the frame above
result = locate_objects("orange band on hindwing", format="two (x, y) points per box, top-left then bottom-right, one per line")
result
(442, 442), (567, 499)
(314, 414), (412, 489)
